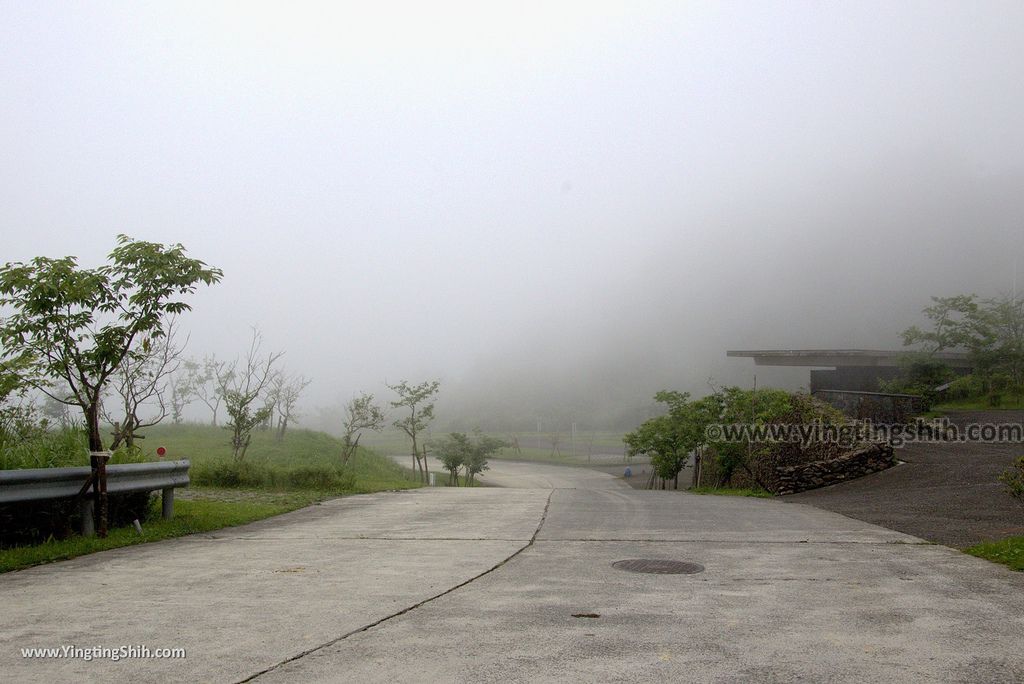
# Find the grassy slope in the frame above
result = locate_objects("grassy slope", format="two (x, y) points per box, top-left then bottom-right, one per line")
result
(0, 423), (420, 572)
(137, 423), (420, 492)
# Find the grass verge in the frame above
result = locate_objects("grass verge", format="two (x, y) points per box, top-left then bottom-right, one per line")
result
(931, 396), (1024, 411)
(689, 486), (774, 498)
(965, 537), (1024, 571)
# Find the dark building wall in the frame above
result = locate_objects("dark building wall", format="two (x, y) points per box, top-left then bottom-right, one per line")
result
(809, 366), (902, 392)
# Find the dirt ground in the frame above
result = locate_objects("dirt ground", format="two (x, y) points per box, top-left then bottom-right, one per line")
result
(785, 410), (1024, 548)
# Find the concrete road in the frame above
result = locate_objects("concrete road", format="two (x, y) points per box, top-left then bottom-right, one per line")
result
(4, 469), (1024, 682)
(393, 454), (632, 489)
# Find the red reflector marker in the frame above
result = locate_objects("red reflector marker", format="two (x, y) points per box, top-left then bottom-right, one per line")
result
(157, 447), (166, 457)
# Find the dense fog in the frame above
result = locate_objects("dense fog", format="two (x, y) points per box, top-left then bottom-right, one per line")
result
(3, 2), (1023, 431)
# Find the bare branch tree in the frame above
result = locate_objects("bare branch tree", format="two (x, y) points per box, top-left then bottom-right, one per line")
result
(270, 371), (310, 441)
(102, 319), (186, 450)
(168, 361), (197, 425)
(222, 328), (283, 461)
(182, 355), (227, 425)
(340, 392), (386, 464)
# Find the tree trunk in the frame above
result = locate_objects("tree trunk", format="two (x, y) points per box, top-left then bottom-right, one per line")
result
(86, 401), (103, 452)
(85, 399), (108, 537)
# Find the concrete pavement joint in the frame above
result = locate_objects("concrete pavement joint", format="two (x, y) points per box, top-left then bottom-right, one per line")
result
(237, 489), (555, 683)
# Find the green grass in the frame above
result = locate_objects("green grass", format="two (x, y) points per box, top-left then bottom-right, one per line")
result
(0, 426), (149, 470)
(931, 396), (1024, 411)
(0, 488), (326, 574)
(1, 423), (423, 572)
(965, 537), (1024, 571)
(135, 423), (421, 493)
(689, 486), (774, 498)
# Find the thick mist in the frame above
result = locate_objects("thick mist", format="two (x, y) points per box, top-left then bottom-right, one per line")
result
(3, 2), (1022, 432)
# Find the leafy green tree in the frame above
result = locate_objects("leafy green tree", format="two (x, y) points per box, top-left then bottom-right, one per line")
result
(903, 293), (1024, 392)
(433, 432), (471, 485)
(0, 235), (222, 453)
(625, 414), (691, 488)
(901, 295), (983, 353)
(0, 237), (220, 537)
(432, 430), (505, 485)
(340, 392), (386, 464)
(625, 391), (717, 489)
(388, 379), (440, 482)
(466, 431), (504, 485)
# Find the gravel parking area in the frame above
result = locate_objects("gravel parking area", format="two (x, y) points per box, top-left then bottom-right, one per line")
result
(786, 410), (1024, 548)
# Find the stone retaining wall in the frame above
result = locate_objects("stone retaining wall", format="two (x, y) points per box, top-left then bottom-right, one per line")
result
(812, 390), (924, 423)
(772, 443), (895, 495)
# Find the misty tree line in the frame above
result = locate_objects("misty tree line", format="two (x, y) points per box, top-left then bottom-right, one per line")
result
(0, 237), (313, 471)
(0, 236), (421, 473)
(886, 293), (1024, 406)
(13, 321), (311, 461)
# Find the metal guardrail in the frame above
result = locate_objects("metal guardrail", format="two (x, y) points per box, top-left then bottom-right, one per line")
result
(0, 460), (190, 536)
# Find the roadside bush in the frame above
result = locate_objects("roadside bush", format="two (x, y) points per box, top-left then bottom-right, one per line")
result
(944, 374), (985, 401)
(286, 464), (355, 491)
(191, 458), (355, 491)
(878, 356), (956, 409)
(191, 459), (271, 488)
(1000, 457), (1024, 503)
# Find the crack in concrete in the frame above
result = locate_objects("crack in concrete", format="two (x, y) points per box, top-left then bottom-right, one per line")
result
(238, 490), (554, 683)
(197, 535), (535, 542)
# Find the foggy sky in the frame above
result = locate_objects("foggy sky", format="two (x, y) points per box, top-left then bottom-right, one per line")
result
(3, 2), (1023, 429)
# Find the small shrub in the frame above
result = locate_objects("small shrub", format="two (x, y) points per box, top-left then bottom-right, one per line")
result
(944, 374), (985, 401)
(191, 458), (355, 492)
(192, 459), (272, 489)
(286, 465), (355, 491)
(1000, 457), (1024, 502)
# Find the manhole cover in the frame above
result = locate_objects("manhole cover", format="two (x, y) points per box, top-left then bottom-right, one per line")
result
(611, 559), (704, 575)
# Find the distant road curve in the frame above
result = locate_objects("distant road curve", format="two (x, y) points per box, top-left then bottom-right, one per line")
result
(389, 455), (630, 489)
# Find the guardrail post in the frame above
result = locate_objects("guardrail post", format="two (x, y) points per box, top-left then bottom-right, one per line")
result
(161, 487), (174, 519)
(79, 498), (95, 537)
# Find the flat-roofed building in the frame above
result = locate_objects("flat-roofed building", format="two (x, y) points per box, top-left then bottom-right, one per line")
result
(726, 349), (972, 393)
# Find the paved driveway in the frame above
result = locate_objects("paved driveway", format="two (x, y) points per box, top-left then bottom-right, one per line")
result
(4, 467), (1024, 682)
